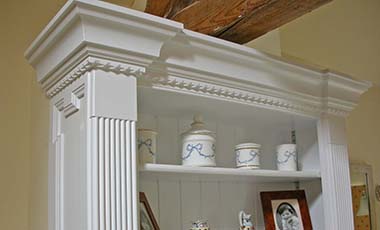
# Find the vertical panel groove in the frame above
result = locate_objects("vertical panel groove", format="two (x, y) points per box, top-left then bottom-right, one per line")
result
(110, 119), (116, 230)
(120, 120), (127, 230)
(179, 180), (183, 228)
(199, 182), (203, 219)
(126, 121), (133, 230)
(99, 117), (105, 230)
(157, 178), (161, 223)
(91, 118), (99, 230)
(55, 133), (64, 230)
(105, 119), (111, 230)
(115, 120), (121, 230)
(331, 144), (354, 229)
(131, 121), (138, 230)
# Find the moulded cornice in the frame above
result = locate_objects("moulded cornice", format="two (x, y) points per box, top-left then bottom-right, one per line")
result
(44, 53), (365, 118)
(25, 0), (372, 118)
(25, 0), (183, 83)
(46, 56), (145, 98)
(326, 71), (372, 96)
(159, 30), (371, 100)
(143, 64), (356, 117)
(25, 0), (182, 62)
(142, 75), (323, 117)
(47, 57), (324, 116)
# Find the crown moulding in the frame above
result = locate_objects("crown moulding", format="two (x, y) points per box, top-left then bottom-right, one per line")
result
(25, 0), (372, 118)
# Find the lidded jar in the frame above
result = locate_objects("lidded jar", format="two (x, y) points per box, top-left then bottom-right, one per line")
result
(276, 144), (297, 171)
(235, 143), (261, 169)
(181, 115), (216, 167)
(137, 129), (157, 164)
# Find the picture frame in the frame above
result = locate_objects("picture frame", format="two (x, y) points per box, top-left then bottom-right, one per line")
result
(140, 192), (160, 230)
(260, 190), (312, 230)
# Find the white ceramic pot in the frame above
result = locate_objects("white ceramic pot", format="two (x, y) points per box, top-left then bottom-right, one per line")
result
(182, 115), (216, 167)
(276, 144), (297, 171)
(235, 143), (261, 169)
(138, 129), (157, 164)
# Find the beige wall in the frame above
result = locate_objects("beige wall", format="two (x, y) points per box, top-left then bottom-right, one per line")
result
(0, 2), (31, 228)
(279, 0), (380, 224)
(246, 29), (282, 56)
(0, 0), (379, 229)
(0, 1), (64, 229)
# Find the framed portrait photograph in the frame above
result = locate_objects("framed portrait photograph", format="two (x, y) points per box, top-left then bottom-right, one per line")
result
(140, 192), (160, 230)
(260, 190), (312, 230)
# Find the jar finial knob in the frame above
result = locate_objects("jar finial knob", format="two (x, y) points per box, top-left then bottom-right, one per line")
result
(191, 114), (204, 129)
(194, 114), (203, 123)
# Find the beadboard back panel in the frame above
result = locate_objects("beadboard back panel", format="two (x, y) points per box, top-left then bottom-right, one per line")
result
(137, 111), (320, 171)
(137, 113), (321, 230)
(140, 177), (296, 230)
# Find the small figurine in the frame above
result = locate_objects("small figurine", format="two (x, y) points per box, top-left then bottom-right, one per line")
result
(239, 211), (254, 230)
(190, 220), (210, 230)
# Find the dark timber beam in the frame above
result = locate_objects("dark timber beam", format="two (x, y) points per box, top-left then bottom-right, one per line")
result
(145, 0), (197, 18)
(218, 0), (332, 43)
(171, 0), (270, 36)
(145, 0), (332, 44)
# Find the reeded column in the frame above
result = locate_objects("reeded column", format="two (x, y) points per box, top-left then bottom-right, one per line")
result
(90, 118), (137, 230)
(87, 69), (139, 230)
(317, 114), (354, 230)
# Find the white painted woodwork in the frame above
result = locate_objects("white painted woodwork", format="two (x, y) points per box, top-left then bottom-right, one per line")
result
(140, 164), (320, 182)
(317, 114), (355, 229)
(25, 1), (372, 230)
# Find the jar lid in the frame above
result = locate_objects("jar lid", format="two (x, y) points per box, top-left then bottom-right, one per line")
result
(181, 115), (215, 137)
(235, 143), (261, 150)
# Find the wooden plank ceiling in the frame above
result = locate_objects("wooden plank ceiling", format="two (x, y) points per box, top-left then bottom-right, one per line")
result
(145, 0), (332, 44)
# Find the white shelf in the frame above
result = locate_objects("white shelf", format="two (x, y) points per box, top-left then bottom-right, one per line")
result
(139, 164), (321, 183)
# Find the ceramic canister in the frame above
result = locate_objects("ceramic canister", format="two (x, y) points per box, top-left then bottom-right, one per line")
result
(276, 144), (297, 171)
(181, 115), (216, 167)
(138, 129), (157, 164)
(235, 143), (261, 169)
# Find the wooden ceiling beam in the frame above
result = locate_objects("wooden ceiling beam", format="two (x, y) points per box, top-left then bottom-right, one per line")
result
(144, 0), (332, 44)
(145, 0), (172, 17)
(145, 0), (197, 18)
(218, 0), (332, 43)
(171, 0), (269, 36)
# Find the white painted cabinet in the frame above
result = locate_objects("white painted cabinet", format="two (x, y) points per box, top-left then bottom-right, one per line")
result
(25, 1), (371, 230)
